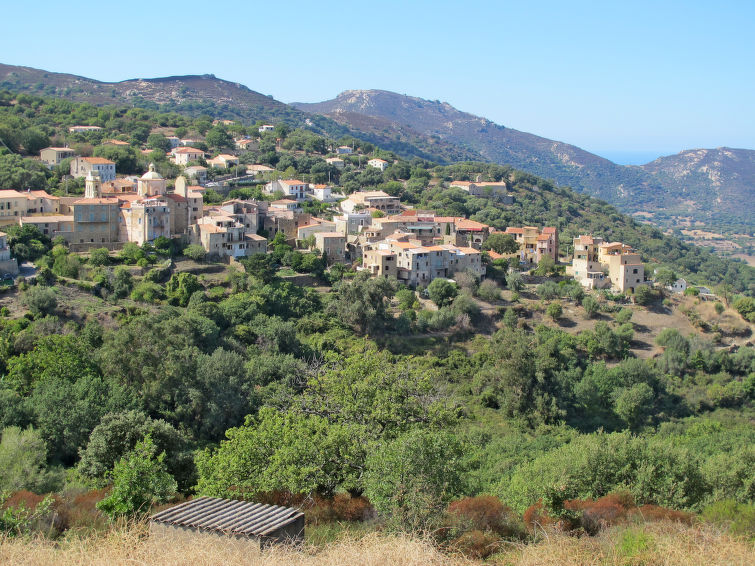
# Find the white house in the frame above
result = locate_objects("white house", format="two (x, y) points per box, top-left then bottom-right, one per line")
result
(368, 158), (389, 171)
(668, 278), (688, 294)
(172, 147), (205, 165)
(336, 146), (353, 155)
(69, 157), (116, 182)
(259, 125), (275, 133)
(264, 179), (309, 201)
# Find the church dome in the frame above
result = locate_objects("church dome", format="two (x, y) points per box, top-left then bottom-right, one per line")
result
(141, 163), (163, 180)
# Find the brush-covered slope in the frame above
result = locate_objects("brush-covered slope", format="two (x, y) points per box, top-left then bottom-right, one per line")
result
(293, 89), (665, 205)
(639, 147), (755, 230)
(0, 64), (476, 164)
(294, 90), (754, 232)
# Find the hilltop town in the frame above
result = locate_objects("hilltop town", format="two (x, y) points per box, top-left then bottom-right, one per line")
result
(0, 91), (753, 563)
(2, 126), (654, 299)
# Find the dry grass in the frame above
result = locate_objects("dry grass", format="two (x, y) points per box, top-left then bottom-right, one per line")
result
(499, 522), (754, 566)
(1, 521), (752, 566)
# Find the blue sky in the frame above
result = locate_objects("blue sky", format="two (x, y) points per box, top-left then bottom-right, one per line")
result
(1, 1), (753, 164)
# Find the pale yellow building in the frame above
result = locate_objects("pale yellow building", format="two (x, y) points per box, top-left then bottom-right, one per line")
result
(362, 231), (484, 287)
(40, 147), (76, 167)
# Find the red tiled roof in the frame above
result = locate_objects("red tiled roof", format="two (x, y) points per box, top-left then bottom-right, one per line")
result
(73, 197), (119, 204)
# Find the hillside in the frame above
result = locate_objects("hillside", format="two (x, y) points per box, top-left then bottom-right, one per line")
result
(638, 147), (755, 231)
(0, 64), (477, 165)
(293, 90), (754, 234)
(4, 64), (753, 235)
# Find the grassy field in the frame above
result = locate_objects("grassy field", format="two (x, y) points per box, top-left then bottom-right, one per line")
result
(1, 522), (752, 566)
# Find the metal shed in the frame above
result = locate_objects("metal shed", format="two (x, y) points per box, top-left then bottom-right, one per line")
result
(149, 496), (305, 547)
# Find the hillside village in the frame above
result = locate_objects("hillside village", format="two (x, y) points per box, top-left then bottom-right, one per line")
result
(0, 126), (659, 299)
(0, 91), (754, 562)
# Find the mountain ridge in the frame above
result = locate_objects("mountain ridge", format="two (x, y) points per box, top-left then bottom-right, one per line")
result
(293, 89), (754, 233)
(1, 64), (752, 233)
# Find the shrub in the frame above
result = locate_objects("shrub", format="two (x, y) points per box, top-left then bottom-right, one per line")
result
(546, 302), (562, 320)
(446, 496), (524, 539)
(477, 279), (500, 301)
(582, 295), (599, 318)
(21, 286), (57, 317)
(89, 248), (110, 267)
(130, 282), (164, 304)
(701, 500), (755, 537)
(536, 281), (560, 300)
(449, 529), (501, 559)
(183, 244), (207, 262)
(503, 307), (517, 329)
(96, 435), (177, 519)
(615, 307), (633, 324)
(395, 288), (416, 311)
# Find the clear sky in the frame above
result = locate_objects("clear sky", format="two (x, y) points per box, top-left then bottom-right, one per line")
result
(1, 0), (753, 164)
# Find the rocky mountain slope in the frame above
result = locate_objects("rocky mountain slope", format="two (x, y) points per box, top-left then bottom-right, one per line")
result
(294, 90), (754, 233)
(638, 147), (755, 230)
(2, 64), (752, 232)
(0, 64), (478, 164)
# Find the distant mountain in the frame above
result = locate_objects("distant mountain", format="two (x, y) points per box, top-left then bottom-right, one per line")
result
(2, 65), (752, 233)
(293, 90), (663, 201)
(638, 147), (755, 230)
(0, 64), (478, 164)
(293, 90), (754, 233)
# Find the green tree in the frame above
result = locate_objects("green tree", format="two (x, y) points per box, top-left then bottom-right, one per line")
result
(96, 435), (177, 519)
(547, 301), (563, 320)
(165, 272), (201, 307)
(146, 133), (171, 152)
(535, 255), (556, 276)
(196, 408), (365, 499)
(89, 247), (110, 267)
(78, 410), (194, 492)
(240, 253), (276, 284)
(21, 286), (57, 317)
(328, 273), (397, 334)
(395, 288), (416, 311)
(634, 285), (653, 305)
(20, 128), (50, 155)
(205, 126), (233, 149)
(427, 278), (457, 307)
(482, 233), (519, 254)
(364, 430), (466, 532)
(503, 307), (518, 329)
(582, 295), (599, 318)
(111, 266), (133, 299)
(655, 267), (677, 288)
(613, 382), (654, 430)
(183, 244), (207, 262)
(0, 426), (61, 493)
(119, 242), (145, 264)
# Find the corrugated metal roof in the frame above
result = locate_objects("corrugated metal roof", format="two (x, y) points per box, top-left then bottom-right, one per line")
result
(150, 496), (304, 537)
